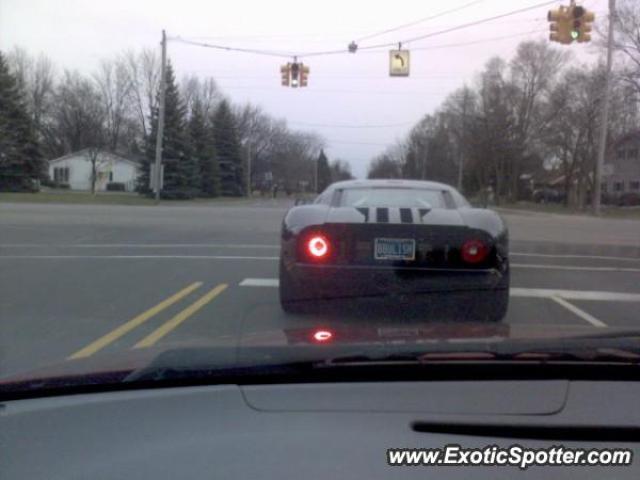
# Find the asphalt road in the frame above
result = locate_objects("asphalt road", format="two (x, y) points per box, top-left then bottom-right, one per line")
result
(1, 199), (640, 378)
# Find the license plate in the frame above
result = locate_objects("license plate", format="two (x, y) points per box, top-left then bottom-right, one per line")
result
(374, 238), (415, 260)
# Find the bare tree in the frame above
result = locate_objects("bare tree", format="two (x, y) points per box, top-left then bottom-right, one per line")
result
(52, 70), (106, 193)
(330, 159), (354, 181)
(441, 86), (477, 190)
(504, 41), (569, 199)
(6, 46), (30, 94)
(181, 75), (222, 119)
(123, 48), (160, 137)
(94, 57), (134, 152)
(7, 47), (56, 140)
(612, 1), (640, 93)
(368, 154), (402, 179)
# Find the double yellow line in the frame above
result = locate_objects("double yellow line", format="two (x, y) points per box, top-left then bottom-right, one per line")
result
(68, 282), (228, 359)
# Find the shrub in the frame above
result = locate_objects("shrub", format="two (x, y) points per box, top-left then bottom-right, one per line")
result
(159, 189), (198, 200)
(106, 182), (126, 192)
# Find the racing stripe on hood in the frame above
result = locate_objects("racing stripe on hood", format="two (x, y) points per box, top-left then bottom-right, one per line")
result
(372, 207), (413, 224)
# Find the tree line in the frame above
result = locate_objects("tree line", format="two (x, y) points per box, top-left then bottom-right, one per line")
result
(0, 47), (352, 197)
(368, 1), (640, 207)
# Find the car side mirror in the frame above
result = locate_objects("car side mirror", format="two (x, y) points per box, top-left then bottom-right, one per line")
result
(295, 198), (310, 206)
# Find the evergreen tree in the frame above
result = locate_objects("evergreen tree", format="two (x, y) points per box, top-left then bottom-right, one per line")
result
(316, 149), (332, 192)
(0, 51), (44, 191)
(189, 98), (219, 197)
(140, 62), (198, 198)
(212, 99), (244, 196)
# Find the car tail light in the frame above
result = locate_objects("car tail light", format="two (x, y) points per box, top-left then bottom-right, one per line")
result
(461, 239), (489, 264)
(307, 235), (329, 258)
(312, 329), (334, 343)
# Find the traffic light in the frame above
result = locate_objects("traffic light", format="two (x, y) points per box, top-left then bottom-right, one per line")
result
(571, 5), (595, 43)
(300, 64), (310, 87)
(281, 61), (309, 88)
(290, 62), (300, 88)
(548, 7), (571, 45)
(548, 3), (595, 45)
(280, 64), (290, 87)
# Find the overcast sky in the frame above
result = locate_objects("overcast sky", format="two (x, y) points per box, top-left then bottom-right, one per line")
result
(1, 0), (608, 177)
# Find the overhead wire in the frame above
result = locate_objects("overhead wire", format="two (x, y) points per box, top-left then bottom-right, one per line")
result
(166, 0), (566, 149)
(170, 0), (560, 59)
(288, 120), (415, 128)
(411, 28), (548, 51)
(355, 0), (560, 51)
(354, 0), (488, 43)
(170, 36), (295, 58)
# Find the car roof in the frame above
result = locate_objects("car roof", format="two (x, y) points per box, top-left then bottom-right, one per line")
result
(327, 179), (454, 191)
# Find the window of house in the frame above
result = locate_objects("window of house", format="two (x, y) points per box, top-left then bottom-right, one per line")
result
(601, 182), (607, 193)
(53, 167), (69, 184)
(614, 181), (624, 192)
(616, 148), (625, 160)
(627, 148), (638, 161)
(630, 181), (640, 191)
(109, 171), (114, 182)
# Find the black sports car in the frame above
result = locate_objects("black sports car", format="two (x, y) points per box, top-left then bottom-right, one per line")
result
(280, 179), (509, 321)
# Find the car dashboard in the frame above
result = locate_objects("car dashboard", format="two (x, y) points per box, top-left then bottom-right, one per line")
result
(2, 379), (639, 479)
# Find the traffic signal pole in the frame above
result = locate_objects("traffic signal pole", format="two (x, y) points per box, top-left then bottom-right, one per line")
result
(593, 0), (615, 216)
(154, 30), (167, 204)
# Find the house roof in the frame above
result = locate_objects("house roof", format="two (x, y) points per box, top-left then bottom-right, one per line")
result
(49, 149), (140, 167)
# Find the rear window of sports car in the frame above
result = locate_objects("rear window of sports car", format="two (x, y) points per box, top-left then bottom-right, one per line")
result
(338, 188), (446, 209)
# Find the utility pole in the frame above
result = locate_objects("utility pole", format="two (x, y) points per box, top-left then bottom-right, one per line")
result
(314, 155), (319, 193)
(154, 30), (167, 204)
(246, 143), (251, 198)
(593, 0), (615, 215)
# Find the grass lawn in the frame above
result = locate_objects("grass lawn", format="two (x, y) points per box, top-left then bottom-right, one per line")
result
(0, 191), (275, 207)
(495, 201), (640, 220)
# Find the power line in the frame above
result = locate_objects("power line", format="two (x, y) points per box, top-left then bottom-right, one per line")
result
(357, 0), (559, 51)
(355, 0), (487, 43)
(412, 29), (548, 51)
(215, 85), (450, 95)
(327, 140), (392, 146)
(288, 120), (415, 128)
(181, 28), (548, 78)
(186, 72), (468, 79)
(170, 36), (294, 58)
(170, 0), (559, 60)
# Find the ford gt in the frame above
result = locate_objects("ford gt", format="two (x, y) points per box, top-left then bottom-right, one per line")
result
(280, 179), (509, 321)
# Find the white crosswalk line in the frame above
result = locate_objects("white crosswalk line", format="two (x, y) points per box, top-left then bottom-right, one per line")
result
(550, 296), (607, 328)
(512, 263), (640, 273)
(239, 278), (280, 287)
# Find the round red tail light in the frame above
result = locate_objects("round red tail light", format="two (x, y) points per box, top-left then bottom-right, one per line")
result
(312, 329), (333, 342)
(307, 236), (329, 258)
(461, 239), (489, 264)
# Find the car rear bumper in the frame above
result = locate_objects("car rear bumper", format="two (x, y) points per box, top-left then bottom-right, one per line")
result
(287, 262), (508, 299)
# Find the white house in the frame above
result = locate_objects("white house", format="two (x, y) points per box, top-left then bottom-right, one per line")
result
(48, 149), (139, 192)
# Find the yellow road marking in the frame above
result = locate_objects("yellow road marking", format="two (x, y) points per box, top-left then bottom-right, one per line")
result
(133, 283), (228, 349)
(68, 282), (203, 359)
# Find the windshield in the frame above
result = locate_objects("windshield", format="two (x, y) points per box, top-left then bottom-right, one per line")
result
(2, 0), (640, 396)
(339, 187), (446, 208)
